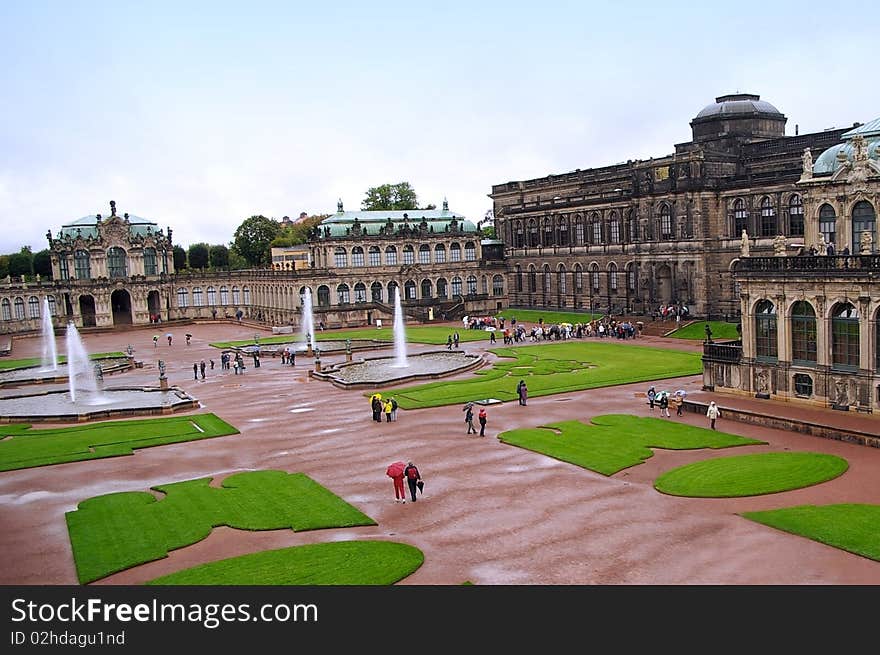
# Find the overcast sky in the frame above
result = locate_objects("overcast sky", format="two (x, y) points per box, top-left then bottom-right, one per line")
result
(2, 0), (878, 254)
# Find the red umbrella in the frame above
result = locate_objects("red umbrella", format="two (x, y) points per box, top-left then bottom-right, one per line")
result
(386, 461), (406, 478)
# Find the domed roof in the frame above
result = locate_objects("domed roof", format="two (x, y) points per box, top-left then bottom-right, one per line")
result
(694, 93), (784, 120)
(813, 116), (880, 175)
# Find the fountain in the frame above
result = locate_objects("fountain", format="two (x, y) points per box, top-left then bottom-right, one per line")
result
(39, 297), (58, 372)
(392, 286), (408, 368)
(302, 288), (317, 351)
(66, 322), (105, 404)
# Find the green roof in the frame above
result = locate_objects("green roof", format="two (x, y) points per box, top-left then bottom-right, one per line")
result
(318, 207), (477, 238)
(59, 214), (164, 240)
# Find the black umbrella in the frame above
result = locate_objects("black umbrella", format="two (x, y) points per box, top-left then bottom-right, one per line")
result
(416, 480), (424, 494)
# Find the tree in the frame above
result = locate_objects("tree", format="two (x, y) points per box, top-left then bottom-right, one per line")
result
(8, 248), (33, 277)
(270, 214), (328, 247)
(361, 182), (420, 211)
(188, 243), (209, 270)
(0, 255), (8, 279)
(232, 215), (280, 267)
(32, 249), (53, 278)
(172, 245), (187, 271)
(209, 244), (229, 269)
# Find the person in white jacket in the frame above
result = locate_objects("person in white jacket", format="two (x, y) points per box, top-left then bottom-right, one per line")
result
(706, 401), (721, 430)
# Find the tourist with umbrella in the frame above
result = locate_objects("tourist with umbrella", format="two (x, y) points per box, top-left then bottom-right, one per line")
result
(386, 461), (407, 503)
(658, 390), (671, 417)
(166, 333), (173, 346)
(673, 390), (687, 416)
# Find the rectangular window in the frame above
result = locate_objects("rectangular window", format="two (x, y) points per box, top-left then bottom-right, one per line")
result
(192, 288), (203, 307)
(59, 256), (70, 280)
(334, 251), (347, 267)
(610, 222), (620, 244)
(450, 247), (461, 262)
(207, 287), (216, 306)
(464, 245), (476, 261)
(418, 249), (430, 264)
(791, 318), (817, 363)
(369, 250), (380, 266)
(352, 250), (364, 267)
(144, 248), (158, 275)
(403, 249), (414, 265)
(177, 288), (188, 308)
(592, 223), (602, 244)
(386, 249), (398, 266)
(435, 248), (446, 263)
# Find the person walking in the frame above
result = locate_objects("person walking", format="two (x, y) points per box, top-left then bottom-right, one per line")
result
(647, 386), (656, 411)
(446, 334), (453, 350)
(465, 403), (477, 434)
(403, 461), (421, 502)
(706, 401), (721, 430)
(673, 393), (683, 416)
(153, 335), (158, 348)
(193, 363), (198, 380)
(478, 407), (487, 437)
(210, 359), (215, 370)
(199, 360), (206, 380)
(167, 334), (172, 346)
(517, 379), (528, 406)
(390, 397), (398, 421)
(659, 392), (670, 417)
(388, 464), (406, 503)
(489, 331), (496, 344)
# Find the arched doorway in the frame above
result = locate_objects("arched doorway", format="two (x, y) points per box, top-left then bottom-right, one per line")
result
(111, 289), (133, 325)
(147, 290), (161, 322)
(655, 264), (673, 304)
(79, 295), (97, 328)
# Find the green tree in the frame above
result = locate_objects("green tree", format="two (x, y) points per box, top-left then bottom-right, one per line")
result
(8, 247), (33, 277)
(209, 244), (229, 269)
(361, 182), (420, 211)
(227, 249), (249, 270)
(188, 243), (209, 270)
(172, 245), (187, 271)
(269, 214), (328, 247)
(232, 215), (280, 266)
(32, 249), (53, 278)
(0, 255), (9, 279)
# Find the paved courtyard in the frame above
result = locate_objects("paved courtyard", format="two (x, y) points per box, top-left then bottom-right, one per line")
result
(2, 320), (880, 585)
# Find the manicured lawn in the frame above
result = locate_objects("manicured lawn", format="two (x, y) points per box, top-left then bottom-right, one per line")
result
(668, 321), (739, 341)
(66, 470), (377, 584)
(654, 452), (848, 497)
(210, 326), (489, 349)
(495, 308), (601, 325)
(0, 414), (239, 472)
(147, 541), (423, 585)
(383, 341), (702, 409)
(498, 414), (763, 475)
(0, 352), (126, 371)
(741, 504), (880, 562)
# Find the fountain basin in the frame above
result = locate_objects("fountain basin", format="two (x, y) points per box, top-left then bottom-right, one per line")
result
(0, 387), (199, 423)
(310, 350), (483, 389)
(0, 358), (134, 388)
(236, 340), (391, 357)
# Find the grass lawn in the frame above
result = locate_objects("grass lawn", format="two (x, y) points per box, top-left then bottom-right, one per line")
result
(741, 504), (880, 562)
(667, 321), (739, 341)
(210, 325), (490, 349)
(654, 452), (848, 497)
(66, 470), (377, 584)
(382, 341), (702, 409)
(0, 414), (239, 472)
(494, 308), (602, 325)
(147, 541), (423, 585)
(0, 352), (126, 371)
(498, 414), (763, 475)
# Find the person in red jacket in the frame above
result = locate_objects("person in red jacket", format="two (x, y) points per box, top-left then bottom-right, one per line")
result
(478, 407), (487, 437)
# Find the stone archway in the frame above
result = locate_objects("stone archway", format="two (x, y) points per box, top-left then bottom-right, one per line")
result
(79, 295), (97, 328)
(147, 290), (161, 322)
(655, 264), (673, 304)
(111, 289), (132, 326)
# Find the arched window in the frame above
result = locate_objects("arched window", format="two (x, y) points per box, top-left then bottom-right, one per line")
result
(243, 287), (251, 305)
(733, 198), (748, 235)
(385, 246), (398, 266)
(492, 275), (504, 296)
(59, 254), (70, 280)
(334, 247), (348, 267)
(515, 265), (523, 292)
(192, 287), (203, 306)
(47, 296), (56, 315)
(760, 196), (776, 237)
(831, 302), (859, 369)
(354, 283), (366, 303)
(791, 301), (816, 364)
(351, 246), (365, 267)
(788, 195), (804, 237)
(466, 275), (477, 295)
(627, 263), (636, 291)
(337, 284), (350, 304)
(404, 279), (417, 300)
(177, 288), (189, 308)
(528, 220), (539, 247)
(450, 243), (462, 262)
(370, 282), (383, 302)
(418, 245), (431, 264)
(207, 286), (216, 306)
(1, 298), (11, 321)
(421, 278), (433, 298)
(28, 296), (40, 319)
(610, 213), (620, 244)
(74, 249), (91, 279)
(608, 263), (618, 291)
(590, 264), (600, 291)
(543, 219), (554, 246)
(819, 204), (836, 246)
(317, 285), (330, 307)
(852, 201), (876, 254)
(436, 278), (448, 299)
(574, 264), (583, 292)
(143, 248), (158, 275)
(543, 265), (551, 293)
(660, 205), (673, 239)
(481, 275), (488, 295)
(558, 217), (569, 246)
(528, 265), (537, 293)
(220, 285), (229, 305)
(232, 286), (240, 305)
(434, 244), (446, 263)
(514, 220), (525, 248)
(464, 242), (476, 261)
(14, 297), (25, 319)
(368, 246), (381, 266)
(402, 245), (415, 265)
(557, 265), (566, 295)
(754, 300), (777, 360)
(451, 276), (463, 296)
(591, 213), (602, 244)
(387, 281), (399, 302)
(875, 308), (880, 370)
(107, 247), (127, 277)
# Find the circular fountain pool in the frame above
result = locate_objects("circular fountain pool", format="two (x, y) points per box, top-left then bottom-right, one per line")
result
(311, 350), (483, 388)
(0, 358), (133, 388)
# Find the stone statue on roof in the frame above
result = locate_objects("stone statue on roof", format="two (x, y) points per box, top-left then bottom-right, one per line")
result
(802, 148), (812, 174)
(740, 229), (750, 257)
